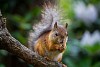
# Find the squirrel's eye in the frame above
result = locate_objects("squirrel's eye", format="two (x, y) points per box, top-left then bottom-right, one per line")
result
(55, 33), (58, 36)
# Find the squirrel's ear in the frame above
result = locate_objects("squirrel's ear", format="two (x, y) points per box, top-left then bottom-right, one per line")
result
(65, 23), (68, 29)
(53, 22), (58, 30)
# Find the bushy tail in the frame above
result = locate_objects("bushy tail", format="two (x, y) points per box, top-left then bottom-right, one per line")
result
(28, 2), (61, 50)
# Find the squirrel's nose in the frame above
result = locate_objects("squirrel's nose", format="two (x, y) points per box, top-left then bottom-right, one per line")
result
(59, 40), (63, 43)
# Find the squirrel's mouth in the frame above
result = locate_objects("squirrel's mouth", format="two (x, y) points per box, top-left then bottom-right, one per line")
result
(58, 46), (65, 52)
(55, 44), (65, 52)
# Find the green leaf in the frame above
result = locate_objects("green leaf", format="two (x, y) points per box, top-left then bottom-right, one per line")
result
(12, 31), (27, 44)
(8, 15), (23, 23)
(78, 58), (92, 67)
(20, 23), (31, 30)
(0, 50), (8, 57)
(84, 43), (100, 54)
(63, 58), (76, 67)
(0, 64), (5, 67)
(93, 62), (100, 67)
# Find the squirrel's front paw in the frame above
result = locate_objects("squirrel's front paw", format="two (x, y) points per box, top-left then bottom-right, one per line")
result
(44, 57), (51, 61)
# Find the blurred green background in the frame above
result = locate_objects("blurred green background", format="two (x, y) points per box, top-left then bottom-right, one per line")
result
(0, 0), (100, 67)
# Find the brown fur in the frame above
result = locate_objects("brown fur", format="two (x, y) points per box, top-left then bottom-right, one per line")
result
(28, 3), (68, 62)
(34, 24), (68, 62)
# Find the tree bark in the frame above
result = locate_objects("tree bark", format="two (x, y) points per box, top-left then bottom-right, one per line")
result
(0, 12), (66, 67)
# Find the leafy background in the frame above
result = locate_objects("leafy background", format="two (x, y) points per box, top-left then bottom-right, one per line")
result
(0, 0), (100, 67)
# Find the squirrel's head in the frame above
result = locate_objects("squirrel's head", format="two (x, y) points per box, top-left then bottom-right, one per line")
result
(49, 22), (68, 52)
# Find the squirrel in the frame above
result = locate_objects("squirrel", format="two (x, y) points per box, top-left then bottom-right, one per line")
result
(28, 3), (68, 62)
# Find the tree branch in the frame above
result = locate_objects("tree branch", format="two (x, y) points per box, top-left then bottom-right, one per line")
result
(0, 12), (66, 67)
